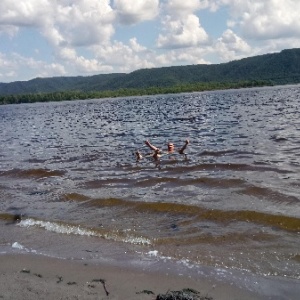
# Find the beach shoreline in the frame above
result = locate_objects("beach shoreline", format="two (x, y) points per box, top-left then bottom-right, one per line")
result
(0, 253), (270, 300)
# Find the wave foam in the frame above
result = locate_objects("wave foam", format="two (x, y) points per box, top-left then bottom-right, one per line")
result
(18, 218), (151, 245)
(12, 242), (25, 250)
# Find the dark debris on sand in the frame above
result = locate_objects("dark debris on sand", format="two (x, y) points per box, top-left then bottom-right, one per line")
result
(136, 290), (155, 295)
(156, 288), (213, 300)
(17, 267), (213, 300)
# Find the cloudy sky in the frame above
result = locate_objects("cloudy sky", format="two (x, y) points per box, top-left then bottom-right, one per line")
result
(1, 0), (300, 83)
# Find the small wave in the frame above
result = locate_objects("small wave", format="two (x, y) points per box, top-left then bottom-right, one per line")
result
(56, 194), (300, 233)
(25, 158), (48, 163)
(18, 218), (151, 245)
(19, 218), (95, 236)
(0, 168), (66, 179)
(237, 185), (300, 204)
(164, 163), (291, 175)
(270, 135), (288, 142)
(199, 149), (237, 157)
(83, 178), (132, 189)
(133, 176), (245, 189)
(80, 198), (300, 232)
(61, 193), (91, 202)
(170, 116), (198, 122)
(82, 172), (282, 192)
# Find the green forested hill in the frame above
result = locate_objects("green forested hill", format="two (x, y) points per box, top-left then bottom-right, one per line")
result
(0, 73), (126, 95)
(1, 48), (300, 97)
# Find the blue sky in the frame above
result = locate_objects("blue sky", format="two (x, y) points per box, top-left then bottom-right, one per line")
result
(1, 0), (300, 83)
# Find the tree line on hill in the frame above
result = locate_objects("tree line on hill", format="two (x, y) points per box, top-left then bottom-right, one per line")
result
(0, 80), (271, 105)
(1, 48), (300, 105)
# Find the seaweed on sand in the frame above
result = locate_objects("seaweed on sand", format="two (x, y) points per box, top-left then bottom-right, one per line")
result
(136, 290), (155, 295)
(156, 288), (213, 300)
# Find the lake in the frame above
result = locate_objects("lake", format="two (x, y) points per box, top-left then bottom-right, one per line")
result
(0, 85), (299, 296)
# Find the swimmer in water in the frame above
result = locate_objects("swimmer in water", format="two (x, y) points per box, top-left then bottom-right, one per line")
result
(135, 139), (189, 161)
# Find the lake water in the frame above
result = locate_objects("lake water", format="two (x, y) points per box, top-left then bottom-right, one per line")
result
(0, 85), (300, 297)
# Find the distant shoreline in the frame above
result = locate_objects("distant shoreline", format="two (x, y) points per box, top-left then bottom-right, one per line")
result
(0, 79), (275, 105)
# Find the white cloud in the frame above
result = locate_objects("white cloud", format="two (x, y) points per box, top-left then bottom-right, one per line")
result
(164, 0), (202, 15)
(221, 0), (300, 40)
(163, 0), (219, 15)
(216, 29), (252, 61)
(43, 26), (65, 47)
(0, 0), (115, 47)
(129, 38), (147, 52)
(92, 39), (155, 72)
(156, 1), (214, 49)
(0, 0), (117, 80)
(54, 46), (114, 74)
(114, 0), (159, 25)
(38, 63), (66, 78)
(0, 0), (299, 83)
(0, 25), (19, 37)
(52, 0), (115, 47)
(0, 53), (14, 69)
(0, 52), (66, 81)
(0, 0), (51, 28)
(155, 46), (211, 66)
(157, 14), (209, 48)
(259, 38), (300, 54)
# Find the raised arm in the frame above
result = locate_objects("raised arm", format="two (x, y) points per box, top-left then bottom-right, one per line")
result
(145, 140), (159, 151)
(178, 139), (189, 154)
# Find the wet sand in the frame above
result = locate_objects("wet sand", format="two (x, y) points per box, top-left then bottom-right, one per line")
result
(0, 253), (265, 300)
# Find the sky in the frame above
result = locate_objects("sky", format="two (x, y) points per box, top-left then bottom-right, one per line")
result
(1, 0), (300, 83)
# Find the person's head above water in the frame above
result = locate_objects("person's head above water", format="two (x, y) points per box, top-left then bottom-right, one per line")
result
(167, 142), (174, 152)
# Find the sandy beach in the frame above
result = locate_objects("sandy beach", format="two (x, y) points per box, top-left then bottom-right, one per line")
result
(0, 253), (267, 300)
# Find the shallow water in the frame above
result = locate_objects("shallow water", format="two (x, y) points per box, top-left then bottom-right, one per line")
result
(0, 85), (300, 286)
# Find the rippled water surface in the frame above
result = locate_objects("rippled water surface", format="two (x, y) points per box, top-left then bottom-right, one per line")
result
(0, 85), (300, 282)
